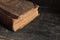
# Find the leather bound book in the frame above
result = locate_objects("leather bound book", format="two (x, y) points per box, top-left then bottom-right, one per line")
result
(0, 0), (39, 31)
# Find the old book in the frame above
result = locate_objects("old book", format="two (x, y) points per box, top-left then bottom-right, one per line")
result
(0, 0), (39, 31)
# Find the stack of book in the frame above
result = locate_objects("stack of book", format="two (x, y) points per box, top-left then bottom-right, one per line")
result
(0, 0), (39, 31)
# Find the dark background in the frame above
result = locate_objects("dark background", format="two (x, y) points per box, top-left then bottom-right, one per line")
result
(29, 0), (60, 9)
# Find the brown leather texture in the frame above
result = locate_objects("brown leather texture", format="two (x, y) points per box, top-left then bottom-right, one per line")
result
(0, 0), (39, 31)
(0, 0), (34, 18)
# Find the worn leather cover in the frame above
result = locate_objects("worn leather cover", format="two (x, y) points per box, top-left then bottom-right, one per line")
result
(0, 0), (39, 31)
(0, 0), (34, 18)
